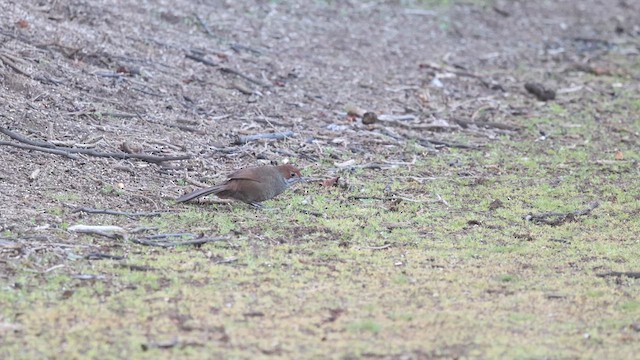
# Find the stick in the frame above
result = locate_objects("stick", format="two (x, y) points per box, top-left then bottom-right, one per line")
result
(0, 127), (56, 148)
(66, 148), (190, 163)
(596, 271), (640, 279)
(185, 52), (218, 66)
(85, 253), (125, 260)
(73, 207), (167, 218)
(0, 141), (79, 159)
(145, 233), (196, 239)
(455, 118), (521, 131)
(0, 52), (33, 78)
(365, 244), (392, 250)
(68, 225), (127, 239)
(131, 236), (229, 248)
(184, 52), (271, 88)
(234, 131), (295, 145)
(115, 263), (156, 271)
(524, 202), (599, 225)
(195, 14), (215, 37)
(219, 66), (271, 88)
(0, 127), (191, 163)
(418, 138), (479, 149)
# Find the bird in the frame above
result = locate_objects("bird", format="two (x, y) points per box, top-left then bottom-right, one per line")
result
(176, 164), (303, 207)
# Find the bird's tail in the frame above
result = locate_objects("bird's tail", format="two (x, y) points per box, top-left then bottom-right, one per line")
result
(176, 186), (224, 203)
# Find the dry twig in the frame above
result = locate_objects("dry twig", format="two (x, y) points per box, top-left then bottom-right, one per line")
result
(596, 271), (640, 279)
(0, 127), (190, 163)
(524, 202), (599, 226)
(234, 131), (295, 145)
(73, 207), (167, 218)
(185, 52), (271, 88)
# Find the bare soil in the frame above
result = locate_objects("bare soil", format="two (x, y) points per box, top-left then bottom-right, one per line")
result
(1, 0), (636, 230)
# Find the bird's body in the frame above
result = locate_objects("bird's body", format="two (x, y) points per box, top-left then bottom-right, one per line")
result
(176, 164), (302, 206)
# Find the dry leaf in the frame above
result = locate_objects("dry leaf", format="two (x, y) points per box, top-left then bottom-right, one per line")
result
(320, 177), (340, 187)
(615, 150), (624, 160)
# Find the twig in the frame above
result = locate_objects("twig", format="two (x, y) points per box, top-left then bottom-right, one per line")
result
(215, 257), (238, 264)
(129, 226), (159, 234)
(68, 225), (127, 239)
(72, 274), (106, 280)
(524, 202), (599, 226)
(234, 131), (295, 145)
(70, 148), (190, 163)
(365, 244), (392, 250)
(141, 338), (179, 351)
(43, 264), (65, 273)
(0, 127), (191, 163)
(131, 236), (229, 248)
(0, 141), (79, 159)
(73, 207), (167, 218)
(0, 52), (33, 78)
(418, 138), (480, 149)
(0, 127), (55, 147)
(0, 239), (20, 249)
(185, 52), (218, 66)
(436, 193), (450, 207)
(596, 271), (640, 279)
(145, 233), (195, 239)
(455, 118), (521, 131)
(230, 43), (263, 55)
(115, 263), (156, 271)
(301, 209), (324, 217)
(185, 52), (271, 88)
(219, 67), (271, 88)
(195, 14), (215, 37)
(85, 253), (125, 260)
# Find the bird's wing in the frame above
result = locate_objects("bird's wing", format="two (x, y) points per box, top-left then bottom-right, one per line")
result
(227, 176), (261, 182)
(227, 168), (263, 183)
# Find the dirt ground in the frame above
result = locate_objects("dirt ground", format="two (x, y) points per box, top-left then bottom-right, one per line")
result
(1, 0), (640, 358)
(1, 0), (635, 228)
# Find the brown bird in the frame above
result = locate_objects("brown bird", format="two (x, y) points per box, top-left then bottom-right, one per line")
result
(176, 164), (303, 206)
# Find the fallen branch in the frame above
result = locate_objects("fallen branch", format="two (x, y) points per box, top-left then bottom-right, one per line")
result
(0, 126), (56, 147)
(524, 202), (599, 226)
(0, 127), (191, 163)
(73, 207), (167, 218)
(0, 141), (80, 159)
(234, 131), (295, 145)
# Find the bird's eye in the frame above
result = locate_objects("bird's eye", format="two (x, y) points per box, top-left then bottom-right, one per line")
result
(290, 172), (297, 177)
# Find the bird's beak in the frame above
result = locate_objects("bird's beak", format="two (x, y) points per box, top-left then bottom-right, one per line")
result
(287, 177), (304, 186)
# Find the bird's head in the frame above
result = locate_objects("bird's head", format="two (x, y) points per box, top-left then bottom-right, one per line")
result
(278, 164), (304, 186)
